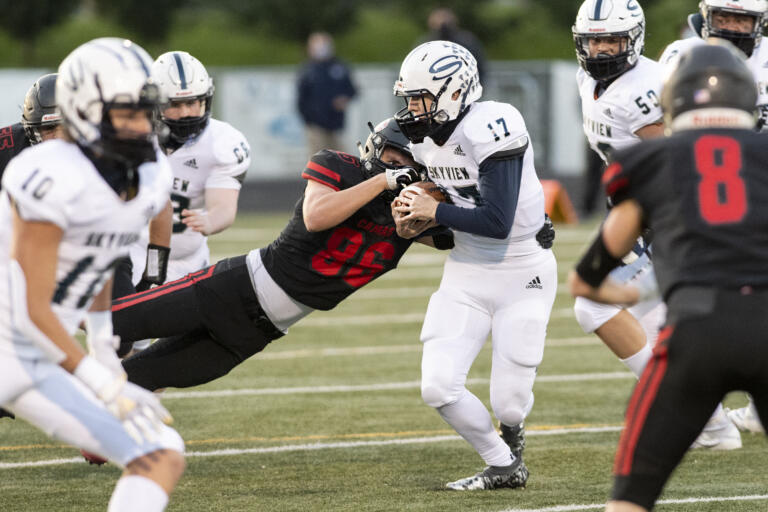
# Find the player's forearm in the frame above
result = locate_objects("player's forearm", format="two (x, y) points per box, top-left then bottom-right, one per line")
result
(434, 158), (522, 239)
(567, 270), (639, 306)
(148, 200), (172, 246)
(25, 297), (86, 372)
(203, 203), (237, 235)
(304, 174), (387, 231)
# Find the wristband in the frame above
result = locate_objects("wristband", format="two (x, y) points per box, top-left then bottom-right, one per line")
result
(574, 232), (623, 288)
(143, 244), (170, 285)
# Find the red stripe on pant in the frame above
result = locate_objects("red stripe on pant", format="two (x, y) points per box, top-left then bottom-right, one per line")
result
(614, 325), (673, 476)
(111, 264), (216, 313)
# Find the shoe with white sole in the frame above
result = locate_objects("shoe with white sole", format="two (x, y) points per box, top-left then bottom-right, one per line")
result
(445, 459), (529, 491)
(691, 416), (742, 450)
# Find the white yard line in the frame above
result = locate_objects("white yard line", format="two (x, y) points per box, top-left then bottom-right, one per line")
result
(297, 308), (575, 327)
(255, 336), (597, 361)
(213, 227), (598, 244)
(0, 425), (621, 470)
(160, 372), (632, 400)
(499, 494), (768, 512)
(356, 284), (573, 299)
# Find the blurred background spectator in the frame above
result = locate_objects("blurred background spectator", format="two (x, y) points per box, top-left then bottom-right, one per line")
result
(422, 7), (487, 85)
(296, 32), (357, 157)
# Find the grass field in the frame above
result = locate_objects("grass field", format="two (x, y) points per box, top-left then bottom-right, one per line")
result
(1, 213), (766, 512)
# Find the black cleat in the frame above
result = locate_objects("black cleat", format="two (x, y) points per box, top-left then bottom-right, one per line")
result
(0, 407), (15, 420)
(500, 422), (525, 460)
(445, 459), (529, 490)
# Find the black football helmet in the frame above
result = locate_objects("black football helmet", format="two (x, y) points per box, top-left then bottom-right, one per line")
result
(21, 73), (61, 144)
(358, 118), (423, 200)
(662, 40), (757, 129)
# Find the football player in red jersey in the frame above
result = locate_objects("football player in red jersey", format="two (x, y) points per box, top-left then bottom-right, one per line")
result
(0, 73), (62, 186)
(110, 118), (441, 390)
(569, 41), (768, 512)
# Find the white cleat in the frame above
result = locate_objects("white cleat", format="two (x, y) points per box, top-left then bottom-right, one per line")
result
(691, 417), (742, 450)
(727, 403), (765, 434)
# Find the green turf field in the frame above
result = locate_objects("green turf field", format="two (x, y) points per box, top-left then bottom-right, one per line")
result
(1, 214), (765, 512)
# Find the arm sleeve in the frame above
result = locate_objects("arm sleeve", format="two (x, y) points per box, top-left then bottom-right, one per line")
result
(434, 155), (524, 239)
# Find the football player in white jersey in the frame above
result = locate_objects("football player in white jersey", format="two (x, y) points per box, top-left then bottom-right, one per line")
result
(0, 38), (185, 511)
(129, 51), (250, 284)
(573, 0), (666, 374)
(393, 41), (557, 490)
(660, 0), (768, 435)
(660, 0), (768, 129)
(574, 0), (742, 451)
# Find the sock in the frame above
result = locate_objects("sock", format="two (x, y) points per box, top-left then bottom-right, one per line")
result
(437, 390), (512, 467)
(620, 342), (652, 378)
(108, 475), (169, 512)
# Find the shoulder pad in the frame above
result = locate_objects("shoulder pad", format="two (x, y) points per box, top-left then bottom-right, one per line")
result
(210, 120), (251, 182)
(302, 149), (361, 191)
(603, 138), (665, 205)
(575, 67), (589, 88)
(2, 141), (86, 229)
(462, 102), (529, 163)
(659, 38), (703, 70)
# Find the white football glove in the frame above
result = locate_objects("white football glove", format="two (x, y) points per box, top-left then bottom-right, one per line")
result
(74, 356), (173, 445)
(385, 167), (421, 190)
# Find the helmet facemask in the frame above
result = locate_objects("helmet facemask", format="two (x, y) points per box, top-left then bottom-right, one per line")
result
(702, 6), (764, 57)
(394, 86), (453, 144)
(358, 119), (423, 201)
(92, 82), (163, 172)
(574, 25), (643, 82)
(160, 90), (213, 146)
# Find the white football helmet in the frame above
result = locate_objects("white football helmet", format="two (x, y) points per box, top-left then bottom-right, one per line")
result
(57, 37), (162, 167)
(151, 51), (214, 144)
(393, 40), (482, 143)
(700, 0), (767, 57)
(573, 0), (645, 81)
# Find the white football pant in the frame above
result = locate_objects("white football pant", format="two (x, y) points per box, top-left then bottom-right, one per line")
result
(420, 241), (556, 466)
(0, 353), (184, 467)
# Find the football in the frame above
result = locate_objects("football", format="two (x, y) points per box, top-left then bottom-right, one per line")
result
(400, 181), (447, 203)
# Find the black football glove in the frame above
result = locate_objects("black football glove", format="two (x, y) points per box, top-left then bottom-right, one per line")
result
(536, 214), (555, 249)
(135, 244), (170, 292)
(385, 167), (421, 190)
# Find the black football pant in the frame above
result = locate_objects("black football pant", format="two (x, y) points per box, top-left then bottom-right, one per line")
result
(112, 255), (283, 391)
(611, 287), (768, 510)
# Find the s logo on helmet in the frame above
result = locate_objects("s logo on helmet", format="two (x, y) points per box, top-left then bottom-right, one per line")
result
(627, 0), (641, 14)
(429, 55), (463, 81)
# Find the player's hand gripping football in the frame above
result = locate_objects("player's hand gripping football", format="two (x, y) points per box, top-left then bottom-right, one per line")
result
(74, 356), (173, 444)
(384, 166), (421, 190)
(391, 196), (436, 239)
(394, 186), (439, 222)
